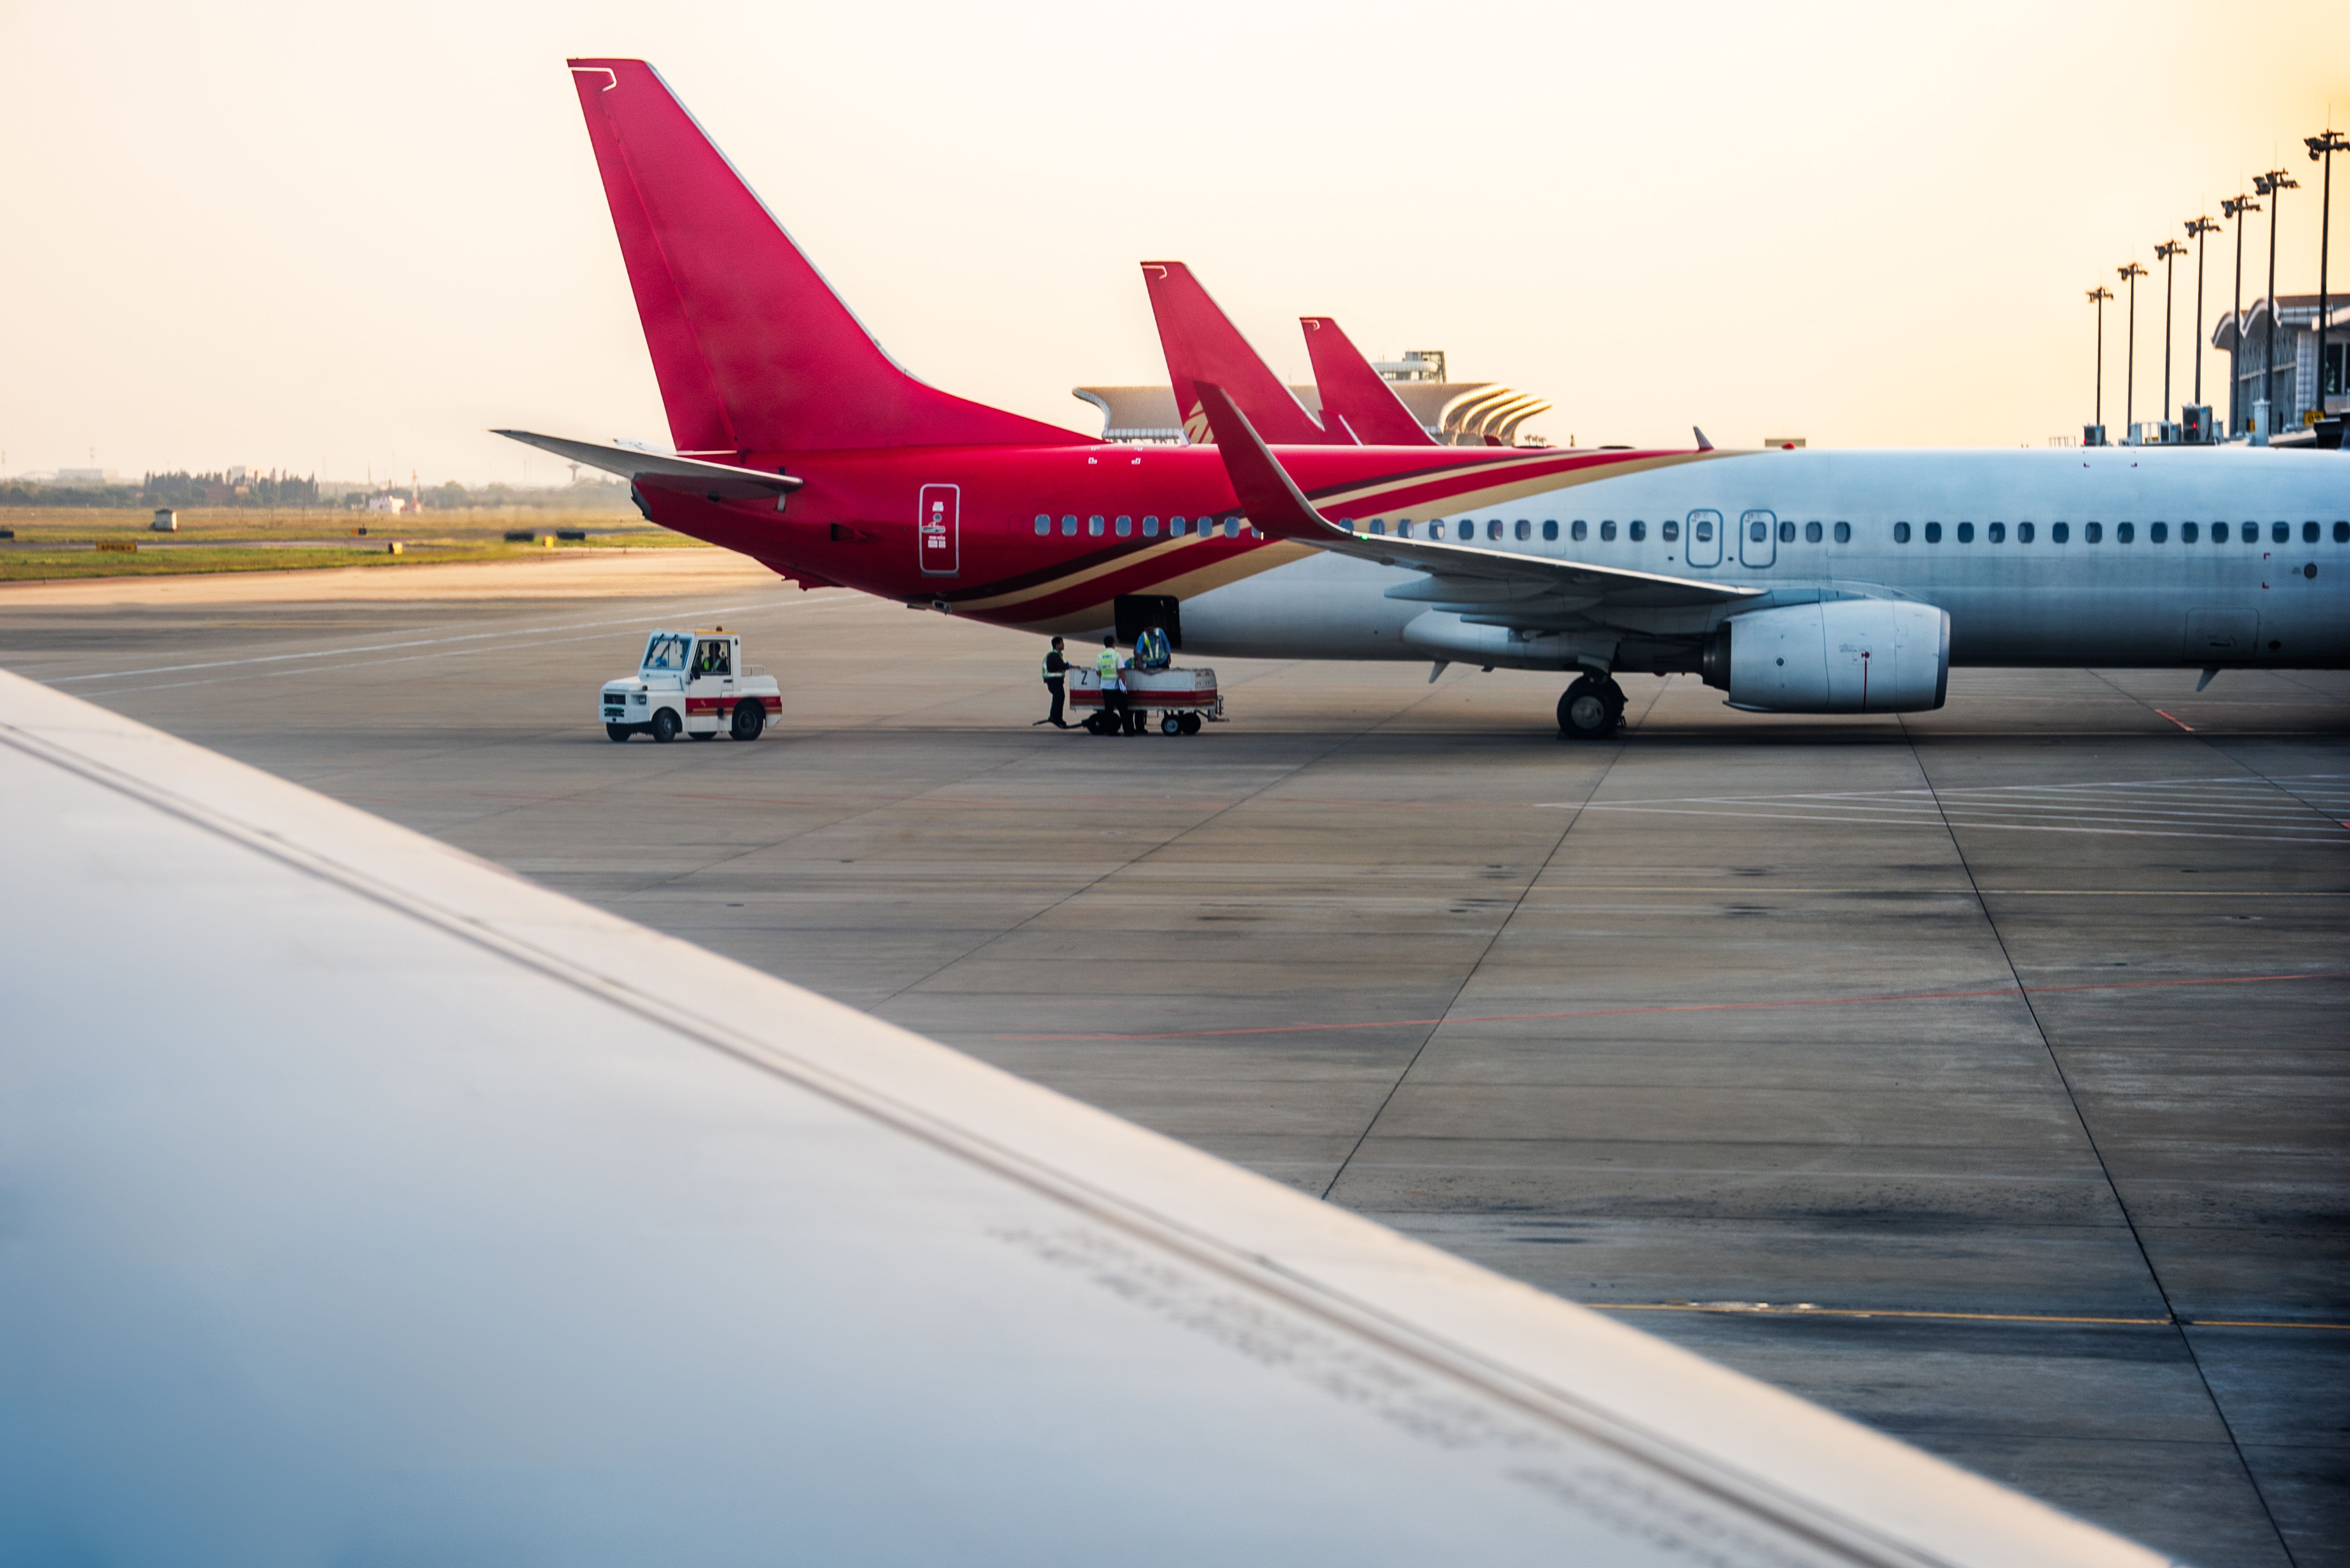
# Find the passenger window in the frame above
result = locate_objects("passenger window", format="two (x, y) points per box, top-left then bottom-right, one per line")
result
(1489, 520), (1503, 540)
(2182, 522), (2198, 543)
(1515, 520), (1531, 541)
(1987, 522), (2005, 543)
(2115, 522), (2133, 543)
(1116, 515), (1133, 537)
(1088, 515), (1105, 536)
(1143, 515), (1159, 537)
(1805, 521), (1822, 543)
(1369, 519), (1387, 535)
(2304, 521), (2320, 543)
(1034, 514), (1050, 536)
(1572, 520), (1588, 541)
(1750, 518), (1768, 542)
(1663, 520), (1680, 542)
(1833, 521), (1851, 543)
(1693, 516), (1713, 542)
(2273, 522), (2289, 543)
(1543, 521), (1558, 541)
(2085, 522), (2103, 543)
(1629, 520), (1646, 542)
(1924, 521), (1942, 543)
(1894, 521), (1912, 543)
(1778, 520), (1795, 543)
(1399, 521), (1414, 538)
(2336, 521), (2350, 543)
(2150, 522), (2166, 543)
(2018, 521), (2034, 543)
(1225, 517), (1241, 538)
(2052, 522), (2069, 543)
(1600, 520), (1618, 541)
(1956, 522), (1974, 543)
(1062, 515), (1077, 536)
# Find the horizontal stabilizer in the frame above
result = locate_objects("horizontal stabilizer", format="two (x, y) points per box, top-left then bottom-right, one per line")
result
(493, 429), (803, 498)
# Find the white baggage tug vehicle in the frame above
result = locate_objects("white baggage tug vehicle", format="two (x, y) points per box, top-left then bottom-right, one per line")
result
(601, 628), (780, 743)
(1066, 665), (1221, 736)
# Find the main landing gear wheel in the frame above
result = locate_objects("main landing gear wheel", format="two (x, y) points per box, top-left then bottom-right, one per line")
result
(730, 699), (765, 741)
(605, 723), (633, 743)
(1557, 675), (1627, 741)
(651, 708), (681, 744)
(1160, 713), (1183, 736)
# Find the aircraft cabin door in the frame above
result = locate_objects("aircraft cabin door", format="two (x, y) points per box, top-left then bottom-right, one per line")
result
(917, 484), (960, 576)
(1739, 509), (1777, 569)
(1685, 509), (1722, 568)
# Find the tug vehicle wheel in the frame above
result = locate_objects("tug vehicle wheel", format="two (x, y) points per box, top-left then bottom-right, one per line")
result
(651, 708), (681, 744)
(1557, 678), (1621, 741)
(731, 700), (765, 741)
(1160, 713), (1183, 736)
(1179, 713), (1202, 735)
(605, 724), (634, 742)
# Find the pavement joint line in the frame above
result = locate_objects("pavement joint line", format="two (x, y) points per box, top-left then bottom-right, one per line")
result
(1535, 804), (2350, 844)
(1584, 1304), (2350, 1330)
(33, 593), (845, 683)
(1897, 710), (2299, 1567)
(992, 969), (2349, 1041)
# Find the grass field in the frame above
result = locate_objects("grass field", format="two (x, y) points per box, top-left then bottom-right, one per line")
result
(0, 507), (706, 582)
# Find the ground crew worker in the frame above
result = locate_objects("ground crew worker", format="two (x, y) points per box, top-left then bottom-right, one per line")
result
(1033, 636), (1071, 727)
(1095, 636), (1131, 733)
(1134, 621), (1171, 672)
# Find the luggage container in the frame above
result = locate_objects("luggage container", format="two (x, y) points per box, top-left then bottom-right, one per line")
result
(1066, 666), (1221, 735)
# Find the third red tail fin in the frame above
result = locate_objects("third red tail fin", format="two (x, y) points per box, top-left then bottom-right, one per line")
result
(1299, 318), (1438, 447)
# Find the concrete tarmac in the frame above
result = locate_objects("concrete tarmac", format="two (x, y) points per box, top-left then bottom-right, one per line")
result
(7, 554), (2346, 1567)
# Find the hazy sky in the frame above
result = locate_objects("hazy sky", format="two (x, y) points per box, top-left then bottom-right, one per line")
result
(3, 0), (2343, 481)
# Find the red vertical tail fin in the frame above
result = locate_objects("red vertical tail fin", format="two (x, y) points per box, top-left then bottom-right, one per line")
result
(569, 60), (1083, 454)
(1299, 317), (1439, 447)
(1140, 262), (1344, 445)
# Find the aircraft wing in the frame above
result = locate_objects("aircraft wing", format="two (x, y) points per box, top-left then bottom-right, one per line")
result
(493, 427), (804, 497)
(0, 669), (2158, 1567)
(1194, 382), (1762, 609)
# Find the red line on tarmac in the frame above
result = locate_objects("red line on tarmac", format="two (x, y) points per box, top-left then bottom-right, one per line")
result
(994, 970), (2346, 1041)
(2154, 709), (2195, 731)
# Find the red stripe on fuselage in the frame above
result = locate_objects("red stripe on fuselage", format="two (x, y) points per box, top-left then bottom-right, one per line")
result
(635, 443), (1682, 629)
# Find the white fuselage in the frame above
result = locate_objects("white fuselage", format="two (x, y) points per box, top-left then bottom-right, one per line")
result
(1173, 447), (2349, 672)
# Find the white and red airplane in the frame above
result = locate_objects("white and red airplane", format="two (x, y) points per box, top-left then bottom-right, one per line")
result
(504, 59), (2347, 740)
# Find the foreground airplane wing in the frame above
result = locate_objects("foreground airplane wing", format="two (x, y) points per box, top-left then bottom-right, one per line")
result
(1194, 382), (1762, 608)
(0, 671), (2158, 1566)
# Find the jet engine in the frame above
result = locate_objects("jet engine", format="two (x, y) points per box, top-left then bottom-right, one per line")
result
(1700, 599), (1949, 713)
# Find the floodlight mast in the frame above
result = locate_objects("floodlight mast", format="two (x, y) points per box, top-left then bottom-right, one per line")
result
(2087, 285), (2114, 437)
(2311, 129), (2349, 426)
(2222, 194), (2259, 433)
(2155, 240), (2188, 426)
(2253, 169), (2298, 433)
(2185, 216), (2222, 413)
(2118, 260), (2148, 439)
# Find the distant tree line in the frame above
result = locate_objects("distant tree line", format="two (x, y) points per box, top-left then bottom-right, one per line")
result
(1, 473), (632, 511)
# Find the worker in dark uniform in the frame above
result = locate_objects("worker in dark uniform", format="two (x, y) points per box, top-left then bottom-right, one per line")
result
(1033, 636), (1072, 727)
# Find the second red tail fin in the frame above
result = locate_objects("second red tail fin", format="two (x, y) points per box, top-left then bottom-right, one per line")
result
(1141, 263), (1345, 446)
(1299, 318), (1438, 447)
(569, 60), (1083, 454)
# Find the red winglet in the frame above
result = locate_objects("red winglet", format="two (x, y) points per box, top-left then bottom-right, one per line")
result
(1300, 318), (1437, 447)
(1191, 383), (1349, 543)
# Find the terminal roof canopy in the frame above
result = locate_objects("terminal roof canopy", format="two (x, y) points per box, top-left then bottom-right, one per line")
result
(1075, 378), (1553, 446)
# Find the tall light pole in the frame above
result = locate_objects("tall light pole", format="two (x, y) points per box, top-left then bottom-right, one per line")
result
(2310, 129), (2349, 425)
(2254, 168), (2298, 434)
(2186, 215), (2222, 418)
(2087, 285), (2113, 440)
(2223, 193), (2259, 432)
(2118, 260), (2148, 440)
(2155, 239), (2187, 429)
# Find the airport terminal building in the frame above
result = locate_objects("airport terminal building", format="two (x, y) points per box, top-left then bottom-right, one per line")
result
(2212, 293), (2349, 433)
(1075, 349), (1554, 446)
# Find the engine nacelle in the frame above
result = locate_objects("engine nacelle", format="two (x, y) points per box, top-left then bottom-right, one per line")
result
(1700, 599), (1949, 713)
